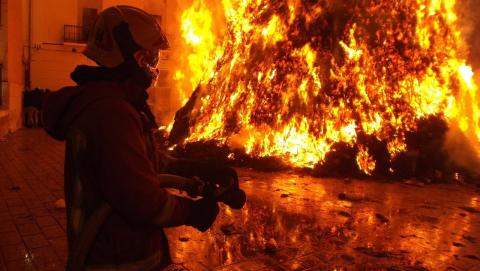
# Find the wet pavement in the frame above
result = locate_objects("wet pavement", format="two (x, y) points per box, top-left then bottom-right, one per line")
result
(1, 129), (480, 270)
(167, 171), (480, 270)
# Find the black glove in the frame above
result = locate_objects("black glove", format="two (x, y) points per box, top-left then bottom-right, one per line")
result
(186, 198), (219, 232)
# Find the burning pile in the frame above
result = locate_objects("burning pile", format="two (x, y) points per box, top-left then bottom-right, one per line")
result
(166, 0), (480, 180)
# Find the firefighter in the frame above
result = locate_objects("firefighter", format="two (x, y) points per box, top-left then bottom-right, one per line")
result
(42, 6), (219, 270)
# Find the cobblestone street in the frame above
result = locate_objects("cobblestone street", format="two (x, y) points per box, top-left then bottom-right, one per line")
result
(1, 129), (480, 270)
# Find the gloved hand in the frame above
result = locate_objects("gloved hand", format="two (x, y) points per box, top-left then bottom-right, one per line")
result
(186, 198), (219, 232)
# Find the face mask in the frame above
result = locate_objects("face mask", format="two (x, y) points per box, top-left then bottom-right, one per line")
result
(134, 49), (160, 81)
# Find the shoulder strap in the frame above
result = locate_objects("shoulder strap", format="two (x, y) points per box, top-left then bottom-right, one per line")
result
(65, 128), (112, 271)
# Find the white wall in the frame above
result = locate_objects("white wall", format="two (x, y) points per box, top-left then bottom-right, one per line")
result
(30, 44), (95, 90)
(29, 0), (96, 90)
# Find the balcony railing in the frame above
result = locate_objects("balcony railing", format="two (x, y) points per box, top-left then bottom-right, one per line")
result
(64, 25), (87, 43)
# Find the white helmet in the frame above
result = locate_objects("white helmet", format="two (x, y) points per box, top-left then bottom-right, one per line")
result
(84, 5), (169, 68)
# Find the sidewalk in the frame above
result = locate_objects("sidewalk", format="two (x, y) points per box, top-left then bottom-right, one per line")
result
(0, 129), (66, 270)
(1, 129), (480, 271)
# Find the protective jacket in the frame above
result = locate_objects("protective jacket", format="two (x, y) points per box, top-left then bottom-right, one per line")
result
(43, 66), (191, 270)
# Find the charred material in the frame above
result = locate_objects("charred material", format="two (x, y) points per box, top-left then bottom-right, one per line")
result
(160, 115), (479, 182)
(158, 137), (289, 172)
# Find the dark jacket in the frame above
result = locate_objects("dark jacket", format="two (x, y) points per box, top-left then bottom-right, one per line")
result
(43, 69), (190, 269)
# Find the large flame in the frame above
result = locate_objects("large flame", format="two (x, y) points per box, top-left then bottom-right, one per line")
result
(170, 0), (226, 107)
(172, 0), (480, 175)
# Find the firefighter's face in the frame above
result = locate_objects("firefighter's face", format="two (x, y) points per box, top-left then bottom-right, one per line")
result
(134, 49), (160, 81)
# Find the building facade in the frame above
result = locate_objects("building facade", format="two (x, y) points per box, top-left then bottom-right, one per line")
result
(0, 0), (25, 136)
(0, 0), (173, 136)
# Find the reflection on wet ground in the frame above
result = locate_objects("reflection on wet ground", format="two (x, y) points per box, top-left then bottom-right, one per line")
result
(166, 169), (480, 270)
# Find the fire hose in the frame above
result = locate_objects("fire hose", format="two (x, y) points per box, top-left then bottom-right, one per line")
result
(158, 158), (247, 210)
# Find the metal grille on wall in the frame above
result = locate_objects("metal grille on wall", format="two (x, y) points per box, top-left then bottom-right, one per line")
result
(64, 25), (86, 43)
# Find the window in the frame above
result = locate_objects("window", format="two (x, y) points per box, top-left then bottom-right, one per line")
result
(64, 8), (98, 43)
(82, 8), (98, 41)
(64, 25), (85, 43)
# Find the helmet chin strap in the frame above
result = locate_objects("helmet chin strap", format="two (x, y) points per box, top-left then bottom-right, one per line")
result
(133, 50), (160, 84)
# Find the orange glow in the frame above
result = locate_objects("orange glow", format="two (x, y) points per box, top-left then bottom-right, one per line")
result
(171, 0), (480, 174)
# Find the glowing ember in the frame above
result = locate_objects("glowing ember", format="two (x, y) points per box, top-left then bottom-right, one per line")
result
(171, 0), (480, 175)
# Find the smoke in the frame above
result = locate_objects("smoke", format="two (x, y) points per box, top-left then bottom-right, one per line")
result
(442, 0), (480, 177)
(456, 0), (480, 79)
(456, 0), (480, 68)
(444, 125), (480, 176)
